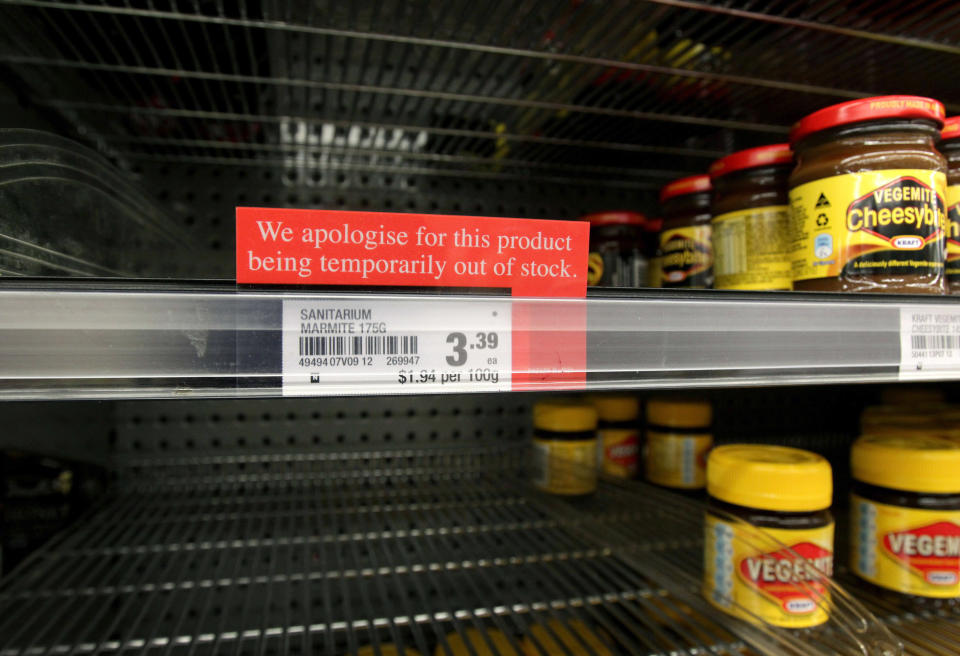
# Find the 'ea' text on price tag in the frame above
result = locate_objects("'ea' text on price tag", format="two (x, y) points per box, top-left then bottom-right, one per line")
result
(282, 298), (511, 395)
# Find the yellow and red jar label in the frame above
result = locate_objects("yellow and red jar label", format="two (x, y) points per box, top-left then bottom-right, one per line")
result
(659, 225), (713, 288)
(789, 169), (947, 281)
(704, 515), (834, 627)
(645, 430), (711, 488)
(712, 206), (792, 290)
(532, 438), (596, 495)
(947, 184), (960, 284)
(597, 428), (639, 478)
(851, 494), (960, 597)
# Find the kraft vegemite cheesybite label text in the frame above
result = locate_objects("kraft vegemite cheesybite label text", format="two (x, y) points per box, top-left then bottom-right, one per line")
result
(597, 428), (638, 478)
(947, 185), (960, 284)
(532, 438), (596, 495)
(704, 516), (834, 627)
(790, 170), (947, 282)
(851, 494), (960, 597)
(659, 225), (713, 288)
(712, 206), (792, 290)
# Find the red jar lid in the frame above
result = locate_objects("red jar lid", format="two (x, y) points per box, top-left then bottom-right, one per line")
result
(581, 211), (647, 226)
(659, 175), (711, 204)
(942, 116), (960, 142)
(709, 144), (792, 179)
(790, 95), (945, 146)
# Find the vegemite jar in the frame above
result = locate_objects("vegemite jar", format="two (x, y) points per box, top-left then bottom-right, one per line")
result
(532, 400), (598, 496)
(645, 397), (712, 489)
(659, 175), (714, 288)
(710, 144), (794, 291)
(704, 445), (834, 628)
(591, 395), (640, 478)
(583, 211), (648, 288)
(940, 117), (960, 293)
(850, 434), (960, 605)
(789, 95), (948, 293)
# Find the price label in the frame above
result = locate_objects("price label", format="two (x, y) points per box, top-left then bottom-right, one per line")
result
(899, 306), (960, 380)
(282, 298), (511, 395)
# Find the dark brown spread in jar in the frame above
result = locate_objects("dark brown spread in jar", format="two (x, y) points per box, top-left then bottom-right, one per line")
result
(789, 95), (948, 294)
(940, 117), (960, 294)
(583, 211), (648, 288)
(710, 144), (794, 290)
(659, 175), (713, 288)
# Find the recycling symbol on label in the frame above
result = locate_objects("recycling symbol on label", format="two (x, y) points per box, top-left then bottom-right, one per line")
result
(816, 213), (829, 227)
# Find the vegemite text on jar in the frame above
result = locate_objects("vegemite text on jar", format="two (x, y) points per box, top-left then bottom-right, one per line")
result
(789, 95), (948, 293)
(583, 211), (649, 288)
(659, 175), (714, 288)
(850, 434), (960, 604)
(645, 397), (712, 489)
(940, 116), (960, 293)
(710, 144), (794, 291)
(531, 400), (598, 496)
(703, 445), (834, 628)
(590, 395), (640, 478)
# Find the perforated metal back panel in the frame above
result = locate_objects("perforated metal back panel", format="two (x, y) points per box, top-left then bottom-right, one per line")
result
(113, 394), (532, 468)
(137, 162), (649, 277)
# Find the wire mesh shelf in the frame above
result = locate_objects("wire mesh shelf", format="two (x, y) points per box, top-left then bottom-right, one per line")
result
(0, 443), (933, 656)
(2, 0), (959, 189)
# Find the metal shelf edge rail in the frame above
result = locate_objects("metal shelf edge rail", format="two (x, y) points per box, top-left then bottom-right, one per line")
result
(0, 283), (955, 400)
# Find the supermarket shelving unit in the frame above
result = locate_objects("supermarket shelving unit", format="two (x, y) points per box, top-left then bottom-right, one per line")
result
(0, 281), (957, 400)
(3, 1), (960, 655)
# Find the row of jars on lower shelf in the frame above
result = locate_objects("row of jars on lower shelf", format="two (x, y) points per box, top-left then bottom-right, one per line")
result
(533, 393), (960, 629)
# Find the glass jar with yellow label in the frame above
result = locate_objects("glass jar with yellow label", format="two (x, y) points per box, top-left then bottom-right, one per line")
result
(704, 445), (834, 628)
(710, 144), (794, 290)
(659, 175), (714, 288)
(644, 397), (712, 489)
(532, 400), (598, 496)
(850, 434), (960, 607)
(591, 395), (640, 478)
(789, 95), (947, 293)
(940, 116), (960, 293)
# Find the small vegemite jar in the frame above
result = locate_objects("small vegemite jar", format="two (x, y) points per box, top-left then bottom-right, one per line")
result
(850, 434), (960, 607)
(704, 445), (834, 628)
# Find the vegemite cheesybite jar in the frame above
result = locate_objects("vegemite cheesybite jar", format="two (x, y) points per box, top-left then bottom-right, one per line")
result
(591, 395), (640, 479)
(940, 116), (960, 293)
(710, 144), (794, 291)
(583, 211), (648, 288)
(532, 400), (598, 496)
(789, 95), (948, 293)
(704, 445), (834, 628)
(659, 175), (714, 288)
(851, 434), (960, 604)
(645, 397), (712, 489)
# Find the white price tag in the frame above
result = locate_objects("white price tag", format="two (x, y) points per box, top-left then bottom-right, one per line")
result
(282, 298), (511, 395)
(899, 306), (960, 380)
